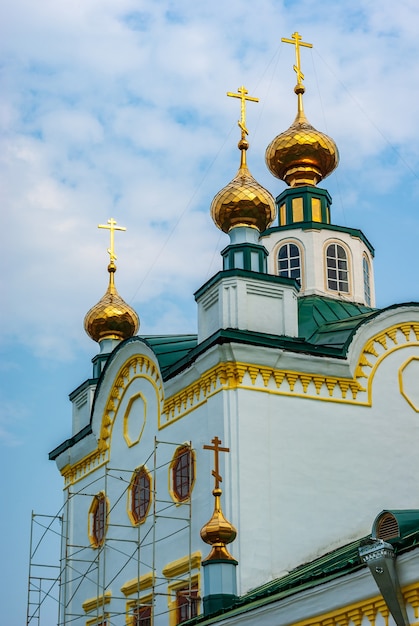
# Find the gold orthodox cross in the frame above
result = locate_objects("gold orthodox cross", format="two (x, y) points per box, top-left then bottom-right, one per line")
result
(281, 32), (312, 86)
(203, 436), (230, 490)
(98, 217), (126, 262)
(227, 85), (259, 138)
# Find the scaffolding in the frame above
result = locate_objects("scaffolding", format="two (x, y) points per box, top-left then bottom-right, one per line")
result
(27, 438), (196, 625)
(26, 512), (63, 626)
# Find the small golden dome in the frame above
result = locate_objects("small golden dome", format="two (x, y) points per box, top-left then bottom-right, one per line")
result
(200, 488), (237, 561)
(84, 262), (139, 343)
(211, 140), (276, 233)
(266, 88), (339, 187)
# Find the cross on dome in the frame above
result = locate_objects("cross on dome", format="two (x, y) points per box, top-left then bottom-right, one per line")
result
(227, 85), (259, 139)
(281, 31), (313, 88)
(203, 436), (230, 491)
(98, 217), (126, 264)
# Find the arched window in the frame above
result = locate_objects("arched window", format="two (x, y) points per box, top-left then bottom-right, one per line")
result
(278, 242), (301, 283)
(363, 256), (371, 306)
(89, 493), (108, 548)
(326, 243), (349, 293)
(130, 467), (152, 525)
(171, 445), (195, 502)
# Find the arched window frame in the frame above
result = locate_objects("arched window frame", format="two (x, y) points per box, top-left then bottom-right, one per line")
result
(170, 444), (195, 503)
(88, 492), (109, 549)
(128, 466), (152, 526)
(324, 240), (352, 296)
(275, 239), (304, 287)
(363, 254), (372, 306)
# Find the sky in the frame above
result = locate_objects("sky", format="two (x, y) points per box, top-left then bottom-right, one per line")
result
(2, 0), (419, 623)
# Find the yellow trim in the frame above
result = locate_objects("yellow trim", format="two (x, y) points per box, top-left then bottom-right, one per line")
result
(127, 466), (152, 526)
(167, 573), (200, 626)
(126, 593), (153, 626)
(292, 196), (303, 221)
(399, 356), (419, 412)
(82, 591), (112, 613)
(311, 197), (321, 222)
(123, 392), (147, 447)
(86, 615), (109, 626)
(61, 323), (419, 482)
(88, 492), (109, 549)
(291, 580), (419, 626)
(168, 445), (196, 505)
(61, 354), (163, 486)
(279, 203), (286, 225)
(162, 552), (202, 578)
(121, 572), (154, 597)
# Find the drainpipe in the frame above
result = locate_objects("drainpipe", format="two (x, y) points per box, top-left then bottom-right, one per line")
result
(359, 539), (409, 626)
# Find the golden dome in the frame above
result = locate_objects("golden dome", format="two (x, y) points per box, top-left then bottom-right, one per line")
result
(200, 488), (237, 561)
(266, 86), (339, 187)
(84, 262), (139, 343)
(211, 139), (276, 233)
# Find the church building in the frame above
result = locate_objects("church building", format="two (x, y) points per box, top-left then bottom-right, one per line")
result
(47, 32), (419, 626)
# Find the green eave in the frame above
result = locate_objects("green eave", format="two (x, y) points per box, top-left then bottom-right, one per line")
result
(185, 527), (419, 625)
(298, 295), (377, 347)
(261, 221), (375, 256)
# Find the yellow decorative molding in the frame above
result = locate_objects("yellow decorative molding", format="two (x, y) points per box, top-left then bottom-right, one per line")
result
(399, 356), (419, 412)
(160, 321), (419, 428)
(61, 354), (163, 486)
(126, 593), (153, 626)
(291, 581), (419, 626)
(121, 572), (154, 597)
(167, 573), (200, 626)
(86, 614), (109, 626)
(160, 361), (367, 429)
(354, 322), (419, 404)
(99, 355), (163, 449)
(162, 552), (202, 578)
(82, 591), (112, 613)
(61, 322), (419, 483)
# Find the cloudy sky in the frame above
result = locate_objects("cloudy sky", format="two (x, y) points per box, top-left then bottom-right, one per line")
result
(2, 0), (419, 623)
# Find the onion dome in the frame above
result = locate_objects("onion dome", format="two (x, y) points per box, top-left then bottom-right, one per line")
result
(266, 84), (338, 187)
(84, 261), (139, 344)
(211, 138), (276, 233)
(200, 488), (237, 561)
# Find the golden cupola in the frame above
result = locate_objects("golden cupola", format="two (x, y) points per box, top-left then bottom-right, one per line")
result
(84, 218), (139, 345)
(200, 487), (237, 561)
(266, 32), (339, 188)
(211, 86), (276, 234)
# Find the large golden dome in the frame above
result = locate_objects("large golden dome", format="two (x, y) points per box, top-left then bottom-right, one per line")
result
(84, 262), (139, 343)
(211, 139), (276, 233)
(266, 86), (339, 187)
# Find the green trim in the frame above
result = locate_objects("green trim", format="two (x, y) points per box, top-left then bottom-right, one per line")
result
(221, 243), (268, 273)
(261, 221), (375, 256)
(184, 522), (419, 625)
(275, 185), (332, 226)
(69, 378), (99, 401)
(203, 594), (237, 615)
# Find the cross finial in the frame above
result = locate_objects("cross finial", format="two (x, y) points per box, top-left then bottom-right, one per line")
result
(227, 85), (259, 139)
(281, 32), (313, 87)
(203, 436), (230, 491)
(98, 218), (126, 263)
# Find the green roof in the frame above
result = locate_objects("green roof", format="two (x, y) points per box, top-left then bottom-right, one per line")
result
(143, 335), (198, 376)
(186, 522), (419, 625)
(298, 295), (377, 346)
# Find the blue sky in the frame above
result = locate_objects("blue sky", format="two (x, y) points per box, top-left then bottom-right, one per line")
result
(2, 0), (419, 623)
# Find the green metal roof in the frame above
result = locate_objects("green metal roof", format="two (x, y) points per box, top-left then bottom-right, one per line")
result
(185, 523), (419, 625)
(143, 334), (198, 376)
(298, 295), (377, 346)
